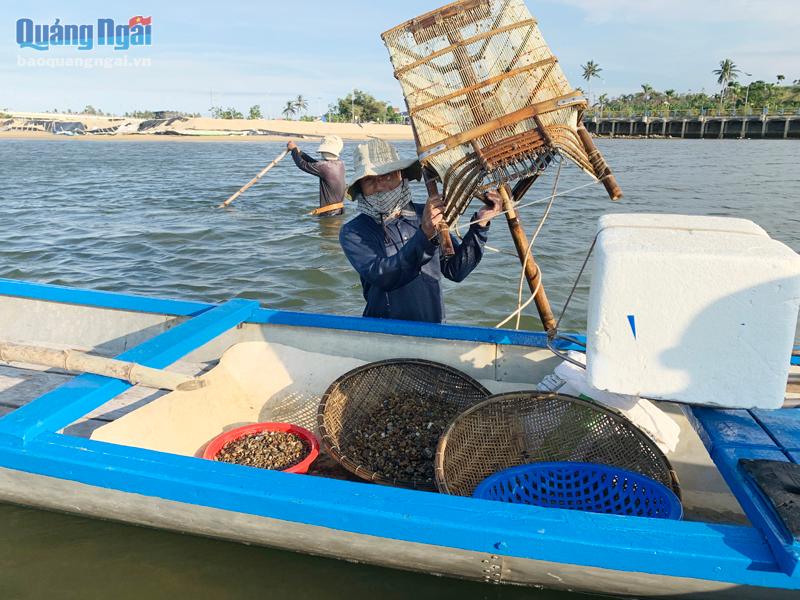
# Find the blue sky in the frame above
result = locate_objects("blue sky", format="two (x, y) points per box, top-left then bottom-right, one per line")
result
(3, 0), (798, 116)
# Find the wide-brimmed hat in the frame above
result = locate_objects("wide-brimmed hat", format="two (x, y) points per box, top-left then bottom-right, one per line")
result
(346, 139), (421, 198)
(318, 135), (343, 158)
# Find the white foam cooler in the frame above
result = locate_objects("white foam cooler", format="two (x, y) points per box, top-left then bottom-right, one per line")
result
(586, 213), (800, 409)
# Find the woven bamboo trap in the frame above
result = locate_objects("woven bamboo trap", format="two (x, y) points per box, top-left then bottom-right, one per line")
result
(317, 359), (490, 490)
(435, 391), (680, 498)
(382, 0), (622, 224)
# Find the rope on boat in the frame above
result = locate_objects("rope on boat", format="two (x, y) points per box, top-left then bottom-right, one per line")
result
(494, 160), (562, 329)
(546, 235), (598, 369)
(512, 159), (562, 329)
(455, 176), (605, 230)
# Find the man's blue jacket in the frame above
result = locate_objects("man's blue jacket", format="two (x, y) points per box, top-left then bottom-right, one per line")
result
(339, 202), (489, 323)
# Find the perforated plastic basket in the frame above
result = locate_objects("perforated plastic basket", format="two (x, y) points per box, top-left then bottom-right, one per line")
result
(473, 462), (683, 520)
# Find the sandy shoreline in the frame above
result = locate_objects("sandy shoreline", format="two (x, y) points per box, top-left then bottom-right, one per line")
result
(0, 131), (311, 143)
(0, 112), (414, 142)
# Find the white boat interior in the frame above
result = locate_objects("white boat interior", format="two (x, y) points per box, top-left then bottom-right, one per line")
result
(2, 292), (790, 526)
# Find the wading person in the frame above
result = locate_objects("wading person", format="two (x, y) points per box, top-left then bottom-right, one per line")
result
(287, 135), (346, 216)
(339, 139), (501, 323)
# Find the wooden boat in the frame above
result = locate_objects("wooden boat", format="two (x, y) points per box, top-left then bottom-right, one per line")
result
(0, 277), (798, 598)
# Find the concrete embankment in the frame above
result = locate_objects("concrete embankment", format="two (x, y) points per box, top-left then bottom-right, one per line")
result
(585, 115), (800, 139)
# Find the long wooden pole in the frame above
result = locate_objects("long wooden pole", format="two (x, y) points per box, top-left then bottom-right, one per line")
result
(0, 342), (204, 391)
(499, 185), (557, 335)
(218, 150), (288, 208)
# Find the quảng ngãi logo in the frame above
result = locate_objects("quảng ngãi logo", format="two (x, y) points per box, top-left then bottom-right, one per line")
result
(16, 16), (152, 51)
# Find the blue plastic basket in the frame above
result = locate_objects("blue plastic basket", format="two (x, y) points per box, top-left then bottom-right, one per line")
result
(473, 462), (683, 520)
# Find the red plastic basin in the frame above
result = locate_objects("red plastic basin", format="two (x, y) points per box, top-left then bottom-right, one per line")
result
(203, 422), (319, 474)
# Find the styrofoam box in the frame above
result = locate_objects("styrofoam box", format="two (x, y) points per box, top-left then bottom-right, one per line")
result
(586, 213), (800, 409)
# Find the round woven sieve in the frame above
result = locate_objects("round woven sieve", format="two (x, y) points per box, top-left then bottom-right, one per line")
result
(317, 359), (491, 490)
(435, 391), (680, 498)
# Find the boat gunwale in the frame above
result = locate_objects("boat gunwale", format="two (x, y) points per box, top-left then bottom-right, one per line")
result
(1, 429), (796, 591)
(1, 277), (797, 363)
(0, 277), (582, 351)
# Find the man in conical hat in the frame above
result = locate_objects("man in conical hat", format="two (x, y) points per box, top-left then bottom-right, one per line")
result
(287, 135), (345, 216)
(340, 138), (501, 323)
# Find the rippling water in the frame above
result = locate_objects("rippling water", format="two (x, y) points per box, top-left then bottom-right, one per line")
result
(1, 138), (798, 332)
(0, 138), (798, 598)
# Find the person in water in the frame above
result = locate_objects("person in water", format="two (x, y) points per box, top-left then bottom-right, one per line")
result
(339, 139), (501, 323)
(287, 136), (346, 216)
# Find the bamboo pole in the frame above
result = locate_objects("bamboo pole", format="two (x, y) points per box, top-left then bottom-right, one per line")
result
(498, 185), (557, 335)
(307, 202), (345, 217)
(576, 122), (623, 201)
(0, 342), (205, 391)
(218, 150), (288, 208)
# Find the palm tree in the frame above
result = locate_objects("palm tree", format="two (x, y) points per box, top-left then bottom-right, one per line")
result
(727, 81), (740, 108)
(281, 101), (296, 120)
(581, 60), (602, 105)
(776, 74), (785, 85)
(640, 84), (654, 111)
(712, 59), (741, 109)
(597, 93), (608, 116)
(664, 89), (676, 116)
(294, 95), (309, 118)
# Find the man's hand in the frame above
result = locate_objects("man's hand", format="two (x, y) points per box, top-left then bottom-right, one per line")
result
(286, 141), (298, 152)
(475, 189), (503, 228)
(421, 194), (445, 239)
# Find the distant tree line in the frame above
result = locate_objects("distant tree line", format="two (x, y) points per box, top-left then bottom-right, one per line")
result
(327, 90), (405, 123)
(43, 105), (110, 116)
(41, 107), (203, 119)
(581, 58), (799, 115)
(209, 106), (245, 119)
(124, 109), (201, 119)
(205, 90), (406, 123)
(281, 95), (308, 119)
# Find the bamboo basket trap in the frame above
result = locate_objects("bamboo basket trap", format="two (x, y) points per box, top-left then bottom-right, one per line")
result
(435, 391), (681, 498)
(382, 0), (622, 225)
(317, 359), (490, 490)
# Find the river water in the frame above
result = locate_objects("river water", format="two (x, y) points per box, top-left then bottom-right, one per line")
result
(0, 138), (798, 598)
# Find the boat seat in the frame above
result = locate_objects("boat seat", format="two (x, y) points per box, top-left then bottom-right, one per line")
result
(690, 406), (800, 577)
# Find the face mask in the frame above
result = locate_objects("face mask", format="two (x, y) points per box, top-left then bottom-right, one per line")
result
(357, 179), (412, 222)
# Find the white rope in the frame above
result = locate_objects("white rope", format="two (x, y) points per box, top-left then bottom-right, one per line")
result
(453, 192), (531, 258)
(494, 161), (563, 329)
(494, 288), (537, 328)
(442, 167), (603, 329)
(483, 244), (517, 256)
(455, 177), (602, 230)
